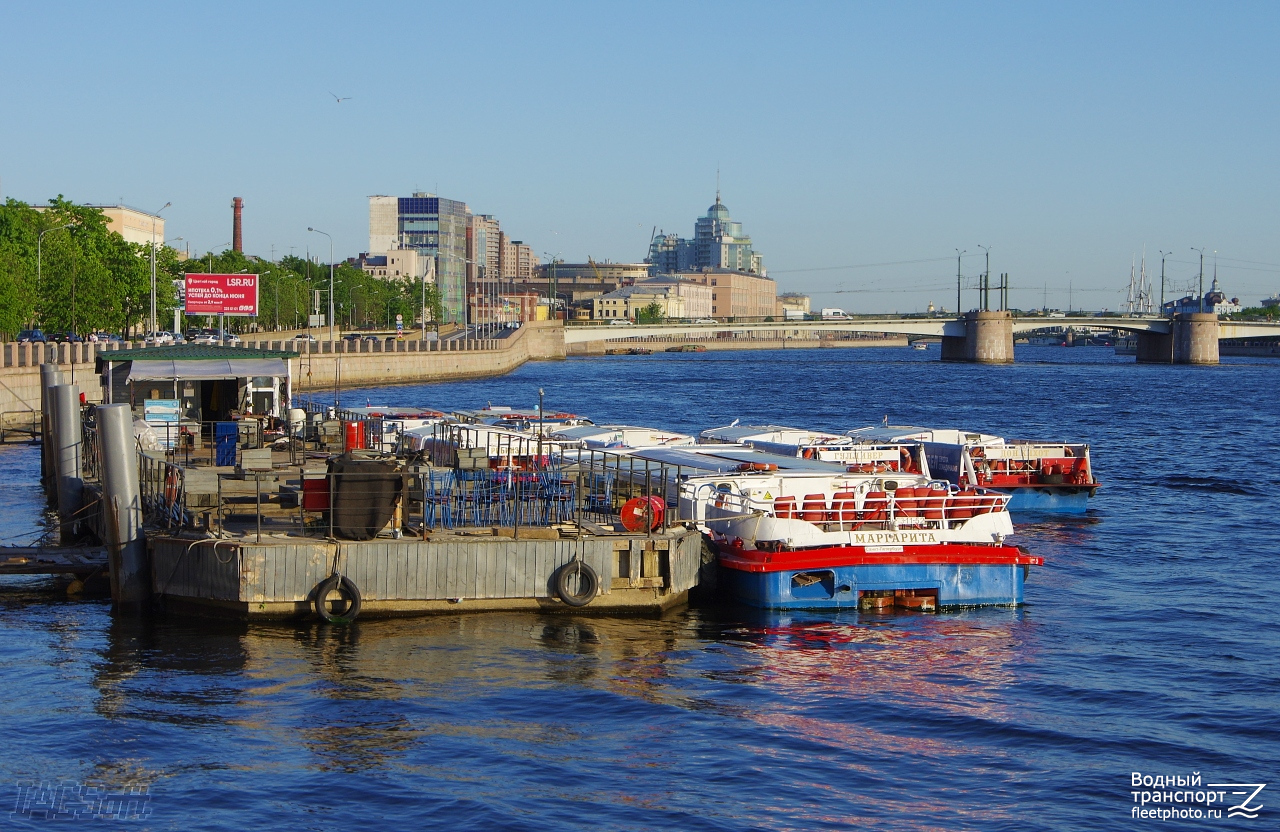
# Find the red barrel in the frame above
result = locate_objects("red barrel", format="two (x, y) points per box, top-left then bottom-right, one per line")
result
(344, 420), (365, 451)
(620, 496), (665, 531)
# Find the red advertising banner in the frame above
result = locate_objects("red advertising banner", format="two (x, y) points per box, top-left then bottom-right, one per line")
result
(184, 273), (259, 316)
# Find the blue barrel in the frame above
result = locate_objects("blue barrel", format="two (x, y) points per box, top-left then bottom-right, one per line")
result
(215, 422), (238, 467)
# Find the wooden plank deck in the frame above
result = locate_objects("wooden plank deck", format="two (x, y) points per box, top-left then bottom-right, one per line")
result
(0, 546), (108, 575)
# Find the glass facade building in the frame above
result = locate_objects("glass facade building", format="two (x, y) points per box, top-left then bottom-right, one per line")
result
(396, 194), (469, 323)
(368, 193), (470, 323)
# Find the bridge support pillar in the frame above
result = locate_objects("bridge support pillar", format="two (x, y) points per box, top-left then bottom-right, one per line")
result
(1172, 313), (1218, 365)
(1135, 330), (1173, 363)
(939, 336), (967, 361)
(944, 311), (1013, 363)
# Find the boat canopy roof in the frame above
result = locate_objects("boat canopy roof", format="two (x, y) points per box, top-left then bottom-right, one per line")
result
(699, 424), (851, 446)
(550, 424), (695, 448)
(628, 445), (850, 474)
(846, 425), (1005, 445)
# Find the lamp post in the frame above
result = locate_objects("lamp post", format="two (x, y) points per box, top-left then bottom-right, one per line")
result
(308, 228), (335, 344)
(955, 249), (966, 314)
(1158, 250), (1170, 314)
(167, 238), (184, 335)
(1191, 247), (1205, 313)
(150, 202), (171, 336)
(977, 245), (990, 311)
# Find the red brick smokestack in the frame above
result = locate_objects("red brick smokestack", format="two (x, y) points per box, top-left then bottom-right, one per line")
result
(232, 197), (244, 252)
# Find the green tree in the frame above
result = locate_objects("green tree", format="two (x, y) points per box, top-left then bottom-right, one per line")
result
(635, 302), (665, 324)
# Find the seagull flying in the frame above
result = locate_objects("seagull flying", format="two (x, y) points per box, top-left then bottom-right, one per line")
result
(329, 91), (351, 103)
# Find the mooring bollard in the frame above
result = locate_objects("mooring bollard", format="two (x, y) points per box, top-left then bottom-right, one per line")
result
(50, 383), (84, 541)
(98, 403), (150, 608)
(39, 364), (64, 502)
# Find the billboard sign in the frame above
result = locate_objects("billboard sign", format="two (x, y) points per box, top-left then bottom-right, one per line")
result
(184, 273), (259, 316)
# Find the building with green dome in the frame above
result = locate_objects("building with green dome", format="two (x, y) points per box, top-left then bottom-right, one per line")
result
(648, 194), (765, 276)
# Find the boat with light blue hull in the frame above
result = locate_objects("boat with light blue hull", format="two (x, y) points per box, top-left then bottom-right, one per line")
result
(719, 557), (1031, 610)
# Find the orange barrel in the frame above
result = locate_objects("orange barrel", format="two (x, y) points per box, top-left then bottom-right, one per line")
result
(894, 486), (918, 517)
(861, 490), (888, 523)
(343, 420), (365, 451)
(773, 496), (797, 519)
(620, 496), (666, 531)
(923, 486), (948, 519)
(801, 493), (829, 522)
(832, 491), (859, 525)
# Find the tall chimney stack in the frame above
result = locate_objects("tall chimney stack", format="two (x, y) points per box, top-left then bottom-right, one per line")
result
(232, 197), (244, 252)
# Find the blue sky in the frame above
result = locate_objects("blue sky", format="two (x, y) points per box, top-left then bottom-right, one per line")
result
(3, 1), (1277, 312)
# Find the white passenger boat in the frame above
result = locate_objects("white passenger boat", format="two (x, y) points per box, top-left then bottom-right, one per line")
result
(677, 466), (1040, 609)
(846, 426), (1098, 514)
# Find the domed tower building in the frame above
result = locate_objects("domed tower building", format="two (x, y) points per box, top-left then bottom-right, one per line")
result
(693, 193), (764, 274)
(648, 192), (765, 277)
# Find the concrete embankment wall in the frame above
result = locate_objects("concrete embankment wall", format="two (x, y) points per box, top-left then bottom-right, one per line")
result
(289, 321), (565, 391)
(0, 322), (567, 425)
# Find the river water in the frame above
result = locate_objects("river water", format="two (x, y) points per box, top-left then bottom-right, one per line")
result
(2, 346), (1276, 830)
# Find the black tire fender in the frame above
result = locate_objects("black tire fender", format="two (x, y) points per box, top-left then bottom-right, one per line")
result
(313, 574), (362, 623)
(553, 561), (599, 608)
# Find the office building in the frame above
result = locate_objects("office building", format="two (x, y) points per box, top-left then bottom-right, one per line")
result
(368, 193), (470, 322)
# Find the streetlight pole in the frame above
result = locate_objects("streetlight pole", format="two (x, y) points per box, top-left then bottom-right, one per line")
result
(955, 249), (966, 314)
(1191, 247), (1205, 313)
(150, 202), (171, 336)
(977, 245), (990, 311)
(308, 228), (335, 344)
(1158, 250), (1170, 314)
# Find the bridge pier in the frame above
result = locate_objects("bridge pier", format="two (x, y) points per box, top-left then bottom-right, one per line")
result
(1173, 313), (1219, 365)
(1135, 313), (1219, 364)
(942, 311), (1013, 363)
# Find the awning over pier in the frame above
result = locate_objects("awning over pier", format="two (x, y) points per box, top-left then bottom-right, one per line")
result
(126, 357), (289, 382)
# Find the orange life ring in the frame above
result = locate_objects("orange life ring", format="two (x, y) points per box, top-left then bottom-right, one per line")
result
(164, 469), (179, 506)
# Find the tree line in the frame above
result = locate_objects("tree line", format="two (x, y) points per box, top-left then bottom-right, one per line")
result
(0, 198), (444, 339)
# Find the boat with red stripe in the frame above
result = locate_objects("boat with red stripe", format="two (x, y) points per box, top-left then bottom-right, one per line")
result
(679, 467), (1042, 610)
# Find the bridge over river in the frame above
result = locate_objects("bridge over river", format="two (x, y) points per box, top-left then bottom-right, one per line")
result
(565, 312), (1280, 364)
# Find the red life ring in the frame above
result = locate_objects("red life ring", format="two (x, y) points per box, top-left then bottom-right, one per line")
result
(164, 469), (180, 506)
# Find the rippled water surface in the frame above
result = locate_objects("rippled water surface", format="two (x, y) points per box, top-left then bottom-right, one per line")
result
(2, 347), (1277, 830)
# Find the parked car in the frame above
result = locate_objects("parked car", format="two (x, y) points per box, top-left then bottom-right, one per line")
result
(220, 333), (241, 346)
(609, 319), (634, 326)
(142, 331), (174, 345)
(291, 333), (318, 344)
(692, 318), (718, 324)
(191, 332), (218, 345)
(342, 333), (362, 343)
(17, 329), (47, 343)
(52, 332), (84, 343)
(362, 334), (380, 342)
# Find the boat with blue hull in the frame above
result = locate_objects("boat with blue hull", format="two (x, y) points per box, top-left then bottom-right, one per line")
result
(679, 467), (1041, 611)
(718, 547), (1033, 610)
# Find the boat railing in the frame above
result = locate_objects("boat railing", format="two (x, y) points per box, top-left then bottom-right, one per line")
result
(685, 479), (1011, 531)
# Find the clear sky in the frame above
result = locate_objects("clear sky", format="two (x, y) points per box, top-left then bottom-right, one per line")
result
(3, 1), (1278, 312)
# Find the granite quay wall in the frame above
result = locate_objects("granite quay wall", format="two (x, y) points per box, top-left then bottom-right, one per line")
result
(0, 322), (568, 424)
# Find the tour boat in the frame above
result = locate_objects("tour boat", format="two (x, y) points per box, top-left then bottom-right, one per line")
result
(846, 426), (1098, 514)
(549, 424), (696, 450)
(678, 467), (1040, 610)
(699, 424), (934, 477)
(450, 405), (593, 435)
